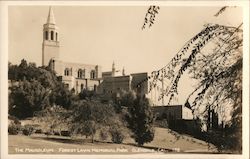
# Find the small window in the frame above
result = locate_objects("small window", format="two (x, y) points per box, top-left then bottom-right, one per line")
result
(51, 31), (54, 40)
(45, 31), (48, 40)
(81, 84), (84, 90)
(90, 70), (95, 79)
(64, 68), (69, 76)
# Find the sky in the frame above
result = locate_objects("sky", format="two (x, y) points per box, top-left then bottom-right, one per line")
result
(8, 6), (242, 74)
(8, 6), (243, 104)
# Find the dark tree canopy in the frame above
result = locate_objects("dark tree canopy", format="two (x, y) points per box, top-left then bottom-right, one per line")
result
(8, 59), (75, 119)
(126, 95), (155, 146)
(9, 79), (50, 119)
(70, 100), (118, 142)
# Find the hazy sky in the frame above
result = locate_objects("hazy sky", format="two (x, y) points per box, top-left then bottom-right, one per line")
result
(8, 6), (243, 104)
(9, 6), (242, 74)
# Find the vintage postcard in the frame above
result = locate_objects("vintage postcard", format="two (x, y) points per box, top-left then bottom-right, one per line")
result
(0, 1), (249, 159)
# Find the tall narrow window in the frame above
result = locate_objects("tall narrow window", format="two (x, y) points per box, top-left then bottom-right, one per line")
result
(78, 69), (82, 78)
(45, 31), (48, 40)
(90, 70), (95, 79)
(56, 32), (58, 41)
(82, 69), (85, 78)
(64, 68), (69, 76)
(81, 84), (84, 90)
(51, 31), (54, 40)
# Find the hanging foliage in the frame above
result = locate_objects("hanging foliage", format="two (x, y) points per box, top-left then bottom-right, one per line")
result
(142, 6), (160, 30)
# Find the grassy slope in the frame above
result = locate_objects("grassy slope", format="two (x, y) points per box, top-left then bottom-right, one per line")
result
(8, 127), (217, 154)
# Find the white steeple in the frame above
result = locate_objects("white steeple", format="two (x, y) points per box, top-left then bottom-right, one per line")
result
(42, 6), (59, 66)
(47, 7), (56, 24)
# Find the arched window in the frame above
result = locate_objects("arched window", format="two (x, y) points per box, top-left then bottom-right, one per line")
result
(56, 32), (58, 41)
(78, 69), (82, 78)
(51, 31), (54, 40)
(90, 70), (95, 79)
(64, 68), (69, 76)
(45, 31), (48, 40)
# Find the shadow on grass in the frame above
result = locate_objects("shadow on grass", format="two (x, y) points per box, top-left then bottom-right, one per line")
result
(120, 142), (174, 153)
(29, 135), (221, 154)
(31, 135), (174, 153)
(31, 136), (92, 145)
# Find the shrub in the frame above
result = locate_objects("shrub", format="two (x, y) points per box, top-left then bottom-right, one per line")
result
(99, 128), (109, 141)
(22, 124), (34, 136)
(34, 129), (42, 134)
(109, 126), (125, 144)
(61, 130), (71, 137)
(157, 119), (168, 128)
(54, 131), (60, 136)
(44, 131), (53, 136)
(8, 115), (21, 125)
(8, 122), (20, 135)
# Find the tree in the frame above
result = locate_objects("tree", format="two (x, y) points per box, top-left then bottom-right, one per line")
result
(8, 59), (76, 114)
(143, 6), (242, 151)
(70, 100), (117, 143)
(126, 95), (155, 146)
(79, 89), (96, 100)
(9, 60), (59, 89)
(111, 90), (136, 113)
(52, 83), (75, 109)
(9, 79), (51, 119)
(33, 105), (69, 136)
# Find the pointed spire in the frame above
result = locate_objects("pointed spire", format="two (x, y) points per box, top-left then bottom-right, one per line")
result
(112, 61), (115, 77)
(122, 67), (125, 76)
(112, 61), (115, 69)
(47, 7), (56, 24)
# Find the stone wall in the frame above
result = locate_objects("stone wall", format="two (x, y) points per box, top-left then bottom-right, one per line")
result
(54, 60), (101, 79)
(153, 105), (183, 121)
(99, 75), (131, 94)
(53, 59), (102, 91)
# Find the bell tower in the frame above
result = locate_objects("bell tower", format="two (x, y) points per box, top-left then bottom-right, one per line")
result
(42, 7), (60, 66)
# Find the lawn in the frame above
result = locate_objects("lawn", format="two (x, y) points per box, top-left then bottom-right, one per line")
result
(8, 127), (217, 154)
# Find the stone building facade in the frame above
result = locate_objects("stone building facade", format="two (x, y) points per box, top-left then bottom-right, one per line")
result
(99, 61), (148, 97)
(42, 7), (101, 93)
(52, 60), (102, 93)
(99, 73), (148, 96)
(153, 105), (193, 121)
(42, 7), (150, 99)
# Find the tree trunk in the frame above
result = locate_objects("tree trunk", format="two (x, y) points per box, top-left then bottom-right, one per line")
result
(91, 134), (94, 143)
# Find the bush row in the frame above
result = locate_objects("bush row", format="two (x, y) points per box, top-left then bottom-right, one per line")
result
(8, 122), (126, 144)
(8, 123), (34, 136)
